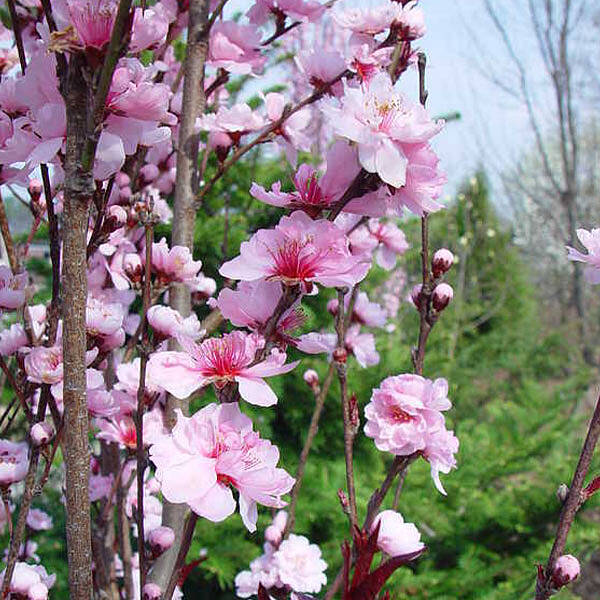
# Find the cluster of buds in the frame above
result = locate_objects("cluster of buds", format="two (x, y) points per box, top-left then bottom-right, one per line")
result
(411, 248), (455, 315)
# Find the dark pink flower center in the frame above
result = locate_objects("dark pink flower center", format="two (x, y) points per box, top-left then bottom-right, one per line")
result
(198, 338), (250, 379)
(267, 238), (324, 283)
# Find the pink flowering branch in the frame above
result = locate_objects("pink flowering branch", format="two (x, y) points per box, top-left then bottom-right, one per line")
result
(535, 394), (600, 599)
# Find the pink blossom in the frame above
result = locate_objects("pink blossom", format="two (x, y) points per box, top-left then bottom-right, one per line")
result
(95, 416), (138, 449)
(333, 1), (403, 35)
(67, 0), (117, 50)
(364, 374), (450, 456)
(348, 33), (394, 83)
(344, 324), (380, 367)
(149, 403), (294, 531)
(89, 472), (113, 502)
(264, 93), (311, 165)
(432, 248), (454, 277)
(220, 211), (370, 291)
(148, 526), (175, 556)
(274, 534), (327, 594)
(0, 563), (54, 600)
(0, 323), (28, 356)
(295, 48), (346, 96)
(323, 74), (443, 188)
(86, 295), (124, 338)
(371, 510), (425, 557)
(30, 423), (54, 447)
(0, 265), (28, 310)
(147, 305), (204, 340)
(367, 219), (409, 270)
(0, 440), (29, 486)
(302, 369), (319, 389)
(148, 331), (298, 406)
(201, 104), (265, 150)
(250, 141), (360, 214)
(248, 0), (326, 25)
(130, 1), (177, 53)
(208, 21), (266, 75)
(423, 425), (458, 495)
(26, 508), (53, 531)
(328, 290), (387, 328)
(148, 238), (204, 288)
(567, 228), (600, 284)
(235, 542), (280, 597)
(115, 358), (165, 406)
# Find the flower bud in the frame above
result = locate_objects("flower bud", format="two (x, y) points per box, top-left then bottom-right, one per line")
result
(28, 179), (43, 200)
(432, 248), (454, 278)
(556, 483), (569, 504)
(432, 283), (453, 312)
(303, 369), (319, 389)
(410, 284), (423, 310)
(333, 347), (347, 363)
(148, 526), (175, 557)
(106, 205), (127, 229)
(30, 422), (54, 447)
(139, 164), (160, 183)
(142, 583), (162, 600)
(115, 172), (130, 188)
(326, 298), (339, 316)
(123, 253), (143, 284)
(265, 525), (282, 546)
(337, 488), (349, 511)
(552, 554), (580, 588)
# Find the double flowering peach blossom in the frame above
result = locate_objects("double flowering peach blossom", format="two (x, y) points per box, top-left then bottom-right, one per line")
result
(0, 440), (29, 486)
(149, 403), (294, 531)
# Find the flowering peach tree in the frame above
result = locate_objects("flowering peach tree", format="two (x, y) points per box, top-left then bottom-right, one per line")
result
(0, 0), (591, 599)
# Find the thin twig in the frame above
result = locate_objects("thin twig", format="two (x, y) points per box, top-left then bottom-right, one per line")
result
(6, 0), (26, 74)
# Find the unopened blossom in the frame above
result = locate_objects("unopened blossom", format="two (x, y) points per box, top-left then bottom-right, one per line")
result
(323, 74), (443, 188)
(432, 248), (454, 277)
(552, 554), (580, 588)
(0, 265), (28, 310)
(220, 211), (370, 291)
(148, 526), (175, 556)
(148, 331), (298, 406)
(250, 141), (360, 214)
(303, 369), (319, 389)
(142, 583), (163, 600)
(248, 0), (326, 25)
(26, 508), (53, 531)
(0, 440), (29, 486)
(567, 228), (600, 284)
(364, 374), (450, 457)
(432, 283), (453, 311)
(149, 403), (294, 531)
(208, 21), (265, 75)
(273, 534), (327, 594)
(30, 422), (54, 447)
(371, 510), (425, 557)
(147, 305), (204, 341)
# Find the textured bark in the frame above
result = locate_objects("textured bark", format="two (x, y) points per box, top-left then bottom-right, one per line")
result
(150, 0), (210, 592)
(61, 53), (94, 600)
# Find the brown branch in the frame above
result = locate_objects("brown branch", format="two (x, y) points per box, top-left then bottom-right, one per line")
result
(6, 0), (26, 74)
(135, 219), (153, 595)
(535, 394), (600, 599)
(163, 513), (198, 600)
(0, 190), (19, 273)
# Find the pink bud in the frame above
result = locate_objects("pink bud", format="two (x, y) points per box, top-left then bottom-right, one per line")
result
(148, 526), (175, 556)
(139, 164), (160, 183)
(337, 488), (349, 511)
(410, 284), (423, 310)
(552, 554), (580, 588)
(264, 525), (282, 546)
(326, 298), (339, 316)
(333, 348), (347, 363)
(30, 422), (54, 447)
(349, 393), (359, 430)
(123, 253), (143, 283)
(142, 583), (162, 600)
(28, 179), (43, 199)
(432, 248), (454, 278)
(115, 172), (130, 188)
(432, 283), (453, 311)
(303, 369), (319, 389)
(107, 205), (127, 228)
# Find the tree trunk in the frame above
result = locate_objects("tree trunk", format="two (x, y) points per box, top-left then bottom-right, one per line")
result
(61, 52), (94, 600)
(149, 0), (210, 591)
